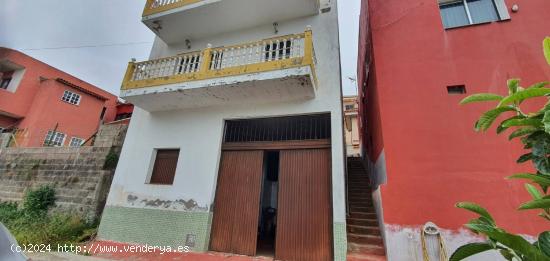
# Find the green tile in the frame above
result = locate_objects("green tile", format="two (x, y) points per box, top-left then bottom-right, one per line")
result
(98, 206), (212, 251)
(333, 222), (347, 261)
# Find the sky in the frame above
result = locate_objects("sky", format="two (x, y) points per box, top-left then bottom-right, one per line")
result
(0, 0), (360, 97)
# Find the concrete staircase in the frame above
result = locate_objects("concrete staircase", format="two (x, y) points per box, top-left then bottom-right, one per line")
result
(346, 157), (386, 261)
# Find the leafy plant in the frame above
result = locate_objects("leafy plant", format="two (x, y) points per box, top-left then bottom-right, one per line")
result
(0, 187), (96, 246)
(450, 38), (550, 260)
(23, 185), (56, 216)
(103, 148), (119, 170)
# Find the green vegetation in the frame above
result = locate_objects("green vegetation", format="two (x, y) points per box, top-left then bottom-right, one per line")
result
(0, 186), (97, 246)
(103, 148), (119, 170)
(450, 39), (550, 260)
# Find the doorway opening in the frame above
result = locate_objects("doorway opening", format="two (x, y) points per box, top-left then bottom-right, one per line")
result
(257, 150), (280, 256)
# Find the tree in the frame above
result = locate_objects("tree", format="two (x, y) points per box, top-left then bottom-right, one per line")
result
(450, 38), (550, 261)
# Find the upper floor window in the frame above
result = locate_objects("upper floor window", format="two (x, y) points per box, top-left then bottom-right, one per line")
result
(62, 90), (81, 105)
(439, 0), (509, 29)
(44, 130), (66, 147)
(345, 104), (355, 111)
(0, 71), (13, 90)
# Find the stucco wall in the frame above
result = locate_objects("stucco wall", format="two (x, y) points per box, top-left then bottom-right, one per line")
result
(358, 0), (550, 253)
(100, 1), (346, 259)
(0, 48), (119, 147)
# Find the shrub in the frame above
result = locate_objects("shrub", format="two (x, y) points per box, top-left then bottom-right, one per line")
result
(23, 185), (55, 216)
(103, 148), (119, 170)
(0, 187), (97, 246)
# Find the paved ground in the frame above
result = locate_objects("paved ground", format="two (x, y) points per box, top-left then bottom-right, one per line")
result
(29, 241), (377, 260)
(27, 252), (109, 261)
(87, 241), (272, 261)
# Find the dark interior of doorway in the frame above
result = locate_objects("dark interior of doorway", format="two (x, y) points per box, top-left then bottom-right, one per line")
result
(257, 151), (279, 257)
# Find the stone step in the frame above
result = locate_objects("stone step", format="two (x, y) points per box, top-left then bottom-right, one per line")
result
(349, 203), (374, 209)
(348, 193), (372, 198)
(347, 242), (386, 256)
(347, 233), (383, 245)
(347, 217), (378, 226)
(347, 225), (380, 236)
(348, 212), (378, 219)
(348, 196), (372, 202)
(350, 206), (375, 213)
(347, 253), (387, 261)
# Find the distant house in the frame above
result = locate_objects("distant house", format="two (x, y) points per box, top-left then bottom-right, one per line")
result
(0, 47), (118, 147)
(343, 96), (360, 156)
(108, 102), (134, 125)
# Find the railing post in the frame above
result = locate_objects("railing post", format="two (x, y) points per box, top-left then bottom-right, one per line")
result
(200, 44), (213, 75)
(303, 26), (314, 65)
(121, 59), (136, 90)
(142, 0), (156, 16)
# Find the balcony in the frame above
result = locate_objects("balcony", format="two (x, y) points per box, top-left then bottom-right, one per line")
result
(141, 0), (325, 44)
(121, 30), (318, 111)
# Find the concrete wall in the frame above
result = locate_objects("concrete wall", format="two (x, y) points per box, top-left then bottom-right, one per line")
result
(357, 0), (550, 259)
(99, 1), (347, 259)
(0, 124), (127, 219)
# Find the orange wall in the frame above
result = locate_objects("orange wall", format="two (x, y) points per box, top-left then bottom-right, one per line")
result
(0, 48), (118, 147)
(359, 0), (550, 235)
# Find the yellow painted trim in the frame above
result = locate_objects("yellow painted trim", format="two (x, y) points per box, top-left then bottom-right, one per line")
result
(121, 31), (319, 91)
(142, 0), (203, 17)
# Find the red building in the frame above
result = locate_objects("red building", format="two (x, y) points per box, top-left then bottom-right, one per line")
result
(357, 0), (550, 259)
(0, 47), (118, 147)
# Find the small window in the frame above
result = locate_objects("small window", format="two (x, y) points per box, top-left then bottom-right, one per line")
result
(149, 149), (180, 185)
(439, 0), (507, 29)
(0, 71), (13, 90)
(44, 130), (66, 147)
(61, 90), (81, 105)
(447, 85), (467, 94)
(69, 137), (84, 147)
(0, 78), (11, 89)
(345, 105), (355, 111)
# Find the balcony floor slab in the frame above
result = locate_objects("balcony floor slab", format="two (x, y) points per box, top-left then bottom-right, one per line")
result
(121, 66), (316, 112)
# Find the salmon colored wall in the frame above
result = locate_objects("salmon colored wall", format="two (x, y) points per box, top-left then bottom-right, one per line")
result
(17, 80), (107, 147)
(359, 0), (550, 236)
(0, 114), (18, 129)
(0, 48), (118, 147)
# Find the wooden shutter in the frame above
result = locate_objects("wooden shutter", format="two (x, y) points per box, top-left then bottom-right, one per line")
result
(276, 148), (332, 261)
(210, 150), (264, 256)
(150, 149), (179, 185)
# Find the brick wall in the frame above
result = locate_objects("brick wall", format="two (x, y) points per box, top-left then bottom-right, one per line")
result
(0, 124), (127, 220)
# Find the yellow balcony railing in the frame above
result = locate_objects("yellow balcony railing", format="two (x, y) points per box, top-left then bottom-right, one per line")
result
(122, 30), (317, 91)
(142, 0), (203, 17)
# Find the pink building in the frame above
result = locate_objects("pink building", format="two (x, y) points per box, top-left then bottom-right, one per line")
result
(0, 47), (118, 147)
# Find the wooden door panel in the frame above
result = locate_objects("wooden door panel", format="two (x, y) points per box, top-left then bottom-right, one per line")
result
(210, 150), (264, 256)
(276, 149), (332, 261)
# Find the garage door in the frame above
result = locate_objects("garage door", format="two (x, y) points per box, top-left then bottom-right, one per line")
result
(210, 150), (264, 256)
(276, 148), (332, 261)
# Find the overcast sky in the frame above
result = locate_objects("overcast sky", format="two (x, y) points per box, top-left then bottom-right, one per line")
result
(0, 0), (360, 97)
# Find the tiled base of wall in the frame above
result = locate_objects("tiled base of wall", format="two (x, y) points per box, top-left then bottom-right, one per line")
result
(98, 206), (212, 252)
(99, 206), (346, 259)
(333, 222), (348, 261)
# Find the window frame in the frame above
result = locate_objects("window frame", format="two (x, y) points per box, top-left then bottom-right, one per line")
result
(147, 148), (180, 185)
(69, 137), (85, 147)
(61, 90), (82, 106)
(0, 78), (11, 89)
(439, 0), (510, 29)
(43, 130), (66, 147)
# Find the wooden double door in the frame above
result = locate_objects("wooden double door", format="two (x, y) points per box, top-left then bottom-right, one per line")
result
(210, 148), (332, 261)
